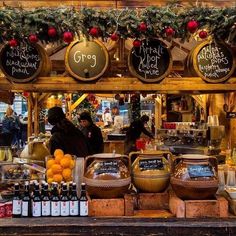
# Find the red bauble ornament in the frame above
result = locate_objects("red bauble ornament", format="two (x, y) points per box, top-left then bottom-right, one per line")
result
(110, 33), (119, 41)
(23, 92), (29, 97)
(165, 27), (175, 37)
(133, 39), (142, 48)
(28, 34), (38, 43)
(89, 27), (99, 37)
(199, 30), (208, 39)
(9, 39), (18, 47)
(48, 27), (57, 38)
(63, 31), (73, 43)
(138, 22), (147, 32)
(187, 20), (198, 33)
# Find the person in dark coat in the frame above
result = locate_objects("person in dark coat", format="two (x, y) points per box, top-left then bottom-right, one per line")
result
(79, 111), (104, 155)
(124, 115), (154, 155)
(48, 106), (89, 158)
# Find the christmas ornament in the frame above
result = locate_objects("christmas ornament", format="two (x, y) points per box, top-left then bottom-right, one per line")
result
(138, 22), (147, 32)
(187, 20), (198, 33)
(48, 27), (57, 37)
(89, 27), (99, 37)
(165, 27), (175, 37)
(133, 39), (142, 47)
(63, 31), (73, 43)
(23, 92), (29, 97)
(199, 30), (208, 39)
(110, 33), (119, 41)
(9, 39), (18, 47)
(28, 34), (38, 43)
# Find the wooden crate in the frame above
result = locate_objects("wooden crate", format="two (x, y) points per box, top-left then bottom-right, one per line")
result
(169, 192), (228, 218)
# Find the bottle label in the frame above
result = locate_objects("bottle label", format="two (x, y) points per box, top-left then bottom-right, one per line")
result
(13, 200), (21, 215)
(21, 201), (29, 216)
(42, 201), (51, 216)
(69, 200), (79, 216)
(32, 201), (41, 217)
(51, 201), (60, 216)
(80, 201), (88, 216)
(61, 201), (69, 216)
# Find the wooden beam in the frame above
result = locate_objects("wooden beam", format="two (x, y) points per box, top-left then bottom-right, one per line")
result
(70, 93), (89, 111)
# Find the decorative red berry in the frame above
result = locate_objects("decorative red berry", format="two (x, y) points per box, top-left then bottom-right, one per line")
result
(133, 39), (142, 48)
(63, 31), (73, 43)
(165, 27), (175, 37)
(138, 22), (147, 32)
(23, 92), (29, 97)
(28, 34), (38, 43)
(110, 33), (119, 41)
(199, 30), (208, 39)
(48, 27), (57, 38)
(9, 39), (18, 47)
(89, 27), (99, 37)
(187, 20), (198, 33)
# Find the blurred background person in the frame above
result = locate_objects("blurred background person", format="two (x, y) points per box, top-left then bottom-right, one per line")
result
(102, 107), (112, 128)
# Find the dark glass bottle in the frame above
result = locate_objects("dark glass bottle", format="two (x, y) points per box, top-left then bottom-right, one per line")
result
(60, 183), (69, 216)
(42, 183), (51, 217)
(12, 183), (22, 218)
(68, 181), (73, 199)
(79, 183), (88, 217)
(69, 183), (79, 216)
(21, 182), (31, 217)
(32, 183), (41, 217)
(50, 182), (60, 217)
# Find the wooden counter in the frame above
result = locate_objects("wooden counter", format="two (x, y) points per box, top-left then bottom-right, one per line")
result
(0, 217), (236, 236)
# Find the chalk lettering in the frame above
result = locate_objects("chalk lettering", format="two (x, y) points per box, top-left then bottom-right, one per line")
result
(73, 51), (97, 68)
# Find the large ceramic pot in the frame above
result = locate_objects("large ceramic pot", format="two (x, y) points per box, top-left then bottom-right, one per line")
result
(170, 154), (218, 200)
(84, 153), (131, 198)
(130, 151), (171, 193)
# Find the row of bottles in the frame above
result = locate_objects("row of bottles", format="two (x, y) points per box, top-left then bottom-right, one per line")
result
(12, 181), (88, 218)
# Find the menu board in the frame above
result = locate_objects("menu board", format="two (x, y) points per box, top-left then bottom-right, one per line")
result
(139, 158), (164, 171)
(65, 40), (109, 81)
(0, 43), (42, 83)
(128, 39), (172, 83)
(94, 160), (119, 175)
(194, 42), (234, 83)
(187, 165), (214, 178)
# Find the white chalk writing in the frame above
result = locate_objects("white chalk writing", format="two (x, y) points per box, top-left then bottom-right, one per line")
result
(73, 51), (96, 68)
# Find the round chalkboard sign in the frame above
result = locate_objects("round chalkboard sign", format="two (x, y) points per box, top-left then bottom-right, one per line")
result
(65, 40), (109, 82)
(192, 40), (235, 83)
(128, 38), (172, 83)
(0, 42), (43, 83)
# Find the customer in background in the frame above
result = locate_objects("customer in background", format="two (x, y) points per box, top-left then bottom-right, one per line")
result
(79, 111), (104, 154)
(102, 107), (113, 128)
(47, 106), (89, 157)
(124, 115), (154, 155)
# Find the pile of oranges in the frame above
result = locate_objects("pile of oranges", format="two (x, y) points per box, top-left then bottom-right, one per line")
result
(46, 149), (75, 184)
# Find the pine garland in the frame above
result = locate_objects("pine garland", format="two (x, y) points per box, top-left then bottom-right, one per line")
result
(0, 5), (236, 44)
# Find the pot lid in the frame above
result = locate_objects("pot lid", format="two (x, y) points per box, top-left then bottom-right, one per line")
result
(91, 153), (123, 158)
(180, 154), (211, 159)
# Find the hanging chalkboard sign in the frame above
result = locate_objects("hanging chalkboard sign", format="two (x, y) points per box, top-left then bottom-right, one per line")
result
(128, 38), (172, 83)
(139, 158), (164, 171)
(0, 42), (43, 83)
(187, 164), (214, 178)
(94, 160), (119, 175)
(192, 41), (235, 83)
(65, 40), (109, 82)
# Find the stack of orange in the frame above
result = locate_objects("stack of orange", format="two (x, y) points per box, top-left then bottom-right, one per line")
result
(46, 149), (75, 184)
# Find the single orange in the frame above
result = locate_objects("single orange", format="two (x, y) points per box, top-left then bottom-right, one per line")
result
(62, 168), (72, 181)
(54, 149), (64, 157)
(53, 174), (63, 183)
(51, 164), (63, 174)
(69, 159), (75, 169)
(64, 154), (73, 161)
(46, 159), (56, 169)
(46, 168), (53, 178)
(55, 153), (64, 164)
(60, 157), (71, 168)
(47, 177), (53, 184)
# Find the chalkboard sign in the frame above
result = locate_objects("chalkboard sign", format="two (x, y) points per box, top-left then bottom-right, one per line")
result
(139, 158), (164, 171)
(192, 41), (235, 83)
(65, 40), (109, 82)
(0, 42), (43, 83)
(94, 160), (119, 175)
(187, 164), (214, 178)
(128, 38), (172, 83)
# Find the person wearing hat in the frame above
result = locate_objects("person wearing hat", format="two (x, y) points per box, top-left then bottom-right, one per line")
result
(79, 111), (104, 155)
(124, 114), (154, 155)
(47, 106), (89, 157)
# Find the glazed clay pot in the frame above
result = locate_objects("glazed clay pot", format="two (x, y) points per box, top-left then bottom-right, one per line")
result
(130, 151), (171, 193)
(84, 153), (131, 198)
(170, 154), (218, 200)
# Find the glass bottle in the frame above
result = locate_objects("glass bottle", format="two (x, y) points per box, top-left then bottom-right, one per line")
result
(42, 183), (51, 217)
(12, 183), (22, 218)
(32, 183), (42, 217)
(69, 183), (79, 216)
(21, 181), (31, 217)
(79, 183), (88, 217)
(60, 183), (69, 217)
(50, 182), (60, 217)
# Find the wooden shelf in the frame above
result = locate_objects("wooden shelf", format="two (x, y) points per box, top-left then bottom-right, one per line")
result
(1, 76), (236, 93)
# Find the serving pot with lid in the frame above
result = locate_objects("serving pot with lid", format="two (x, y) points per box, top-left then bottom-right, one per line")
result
(84, 153), (131, 198)
(170, 154), (218, 200)
(130, 150), (172, 193)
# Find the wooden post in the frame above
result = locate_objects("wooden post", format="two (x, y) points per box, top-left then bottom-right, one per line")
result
(27, 93), (33, 140)
(33, 93), (39, 136)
